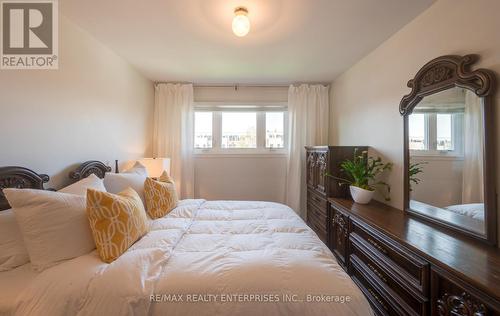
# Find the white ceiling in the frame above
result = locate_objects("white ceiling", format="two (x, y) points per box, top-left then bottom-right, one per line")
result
(61, 0), (435, 84)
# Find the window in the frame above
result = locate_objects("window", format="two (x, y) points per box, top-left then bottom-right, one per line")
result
(409, 113), (426, 150)
(194, 108), (287, 154)
(409, 112), (463, 156)
(436, 114), (452, 151)
(221, 112), (257, 148)
(194, 112), (213, 148)
(265, 112), (284, 148)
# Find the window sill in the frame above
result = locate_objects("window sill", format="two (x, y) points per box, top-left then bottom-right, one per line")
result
(194, 150), (288, 158)
(410, 154), (464, 161)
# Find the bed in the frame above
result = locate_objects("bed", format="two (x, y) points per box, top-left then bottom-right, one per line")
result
(0, 162), (373, 316)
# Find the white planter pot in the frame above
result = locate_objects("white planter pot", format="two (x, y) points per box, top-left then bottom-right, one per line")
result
(350, 185), (375, 204)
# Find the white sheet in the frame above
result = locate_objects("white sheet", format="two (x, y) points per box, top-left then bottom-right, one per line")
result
(0, 264), (37, 316)
(12, 199), (373, 316)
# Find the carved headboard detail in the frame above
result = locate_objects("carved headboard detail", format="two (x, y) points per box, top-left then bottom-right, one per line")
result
(0, 166), (49, 211)
(69, 161), (111, 181)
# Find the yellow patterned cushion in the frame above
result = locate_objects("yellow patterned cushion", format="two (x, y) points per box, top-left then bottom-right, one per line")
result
(159, 170), (174, 183)
(144, 171), (178, 219)
(86, 187), (149, 263)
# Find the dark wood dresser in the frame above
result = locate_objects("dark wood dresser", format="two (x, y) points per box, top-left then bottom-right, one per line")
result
(329, 198), (500, 316)
(304, 146), (367, 243)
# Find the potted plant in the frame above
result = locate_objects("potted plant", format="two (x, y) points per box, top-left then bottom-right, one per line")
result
(327, 149), (393, 204)
(409, 161), (426, 191)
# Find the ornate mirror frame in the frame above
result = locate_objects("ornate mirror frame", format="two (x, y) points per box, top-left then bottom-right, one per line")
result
(400, 54), (497, 245)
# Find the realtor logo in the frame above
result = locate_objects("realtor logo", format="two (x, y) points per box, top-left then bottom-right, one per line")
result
(1, 0), (58, 69)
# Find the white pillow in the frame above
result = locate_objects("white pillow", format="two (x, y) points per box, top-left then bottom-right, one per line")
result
(123, 161), (148, 176)
(103, 173), (147, 204)
(3, 189), (95, 272)
(0, 209), (30, 271)
(58, 174), (106, 195)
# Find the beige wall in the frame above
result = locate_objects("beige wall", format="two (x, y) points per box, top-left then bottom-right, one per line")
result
(329, 0), (500, 242)
(194, 86), (288, 104)
(194, 156), (287, 203)
(0, 16), (154, 189)
(193, 86), (288, 203)
(410, 157), (463, 208)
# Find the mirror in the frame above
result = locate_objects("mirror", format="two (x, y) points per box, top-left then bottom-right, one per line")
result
(409, 88), (485, 235)
(400, 55), (496, 244)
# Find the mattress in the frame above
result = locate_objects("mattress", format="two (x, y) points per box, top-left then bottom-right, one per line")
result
(12, 199), (373, 316)
(0, 264), (37, 316)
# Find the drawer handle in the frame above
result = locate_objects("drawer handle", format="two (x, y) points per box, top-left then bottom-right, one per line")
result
(367, 237), (388, 255)
(367, 263), (388, 284)
(368, 288), (389, 311)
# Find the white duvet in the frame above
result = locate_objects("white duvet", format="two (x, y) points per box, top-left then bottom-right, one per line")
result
(12, 200), (372, 316)
(445, 203), (484, 221)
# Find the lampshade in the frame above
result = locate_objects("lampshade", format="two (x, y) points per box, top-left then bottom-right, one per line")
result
(140, 158), (171, 178)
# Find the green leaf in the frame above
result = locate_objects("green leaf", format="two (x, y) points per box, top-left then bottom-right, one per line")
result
(336, 148), (393, 200)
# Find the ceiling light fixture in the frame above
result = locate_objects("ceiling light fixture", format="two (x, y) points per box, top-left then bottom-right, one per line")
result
(232, 7), (250, 37)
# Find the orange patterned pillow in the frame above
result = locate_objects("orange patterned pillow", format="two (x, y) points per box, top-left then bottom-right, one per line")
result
(86, 187), (149, 263)
(144, 171), (178, 219)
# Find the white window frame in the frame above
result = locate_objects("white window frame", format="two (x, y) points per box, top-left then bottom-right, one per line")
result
(409, 111), (464, 158)
(193, 102), (288, 157)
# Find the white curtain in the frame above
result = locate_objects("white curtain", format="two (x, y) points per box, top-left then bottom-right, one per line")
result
(462, 90), (484, 203)
(153, 83), (194, 198)
(286, 84), (329, 218)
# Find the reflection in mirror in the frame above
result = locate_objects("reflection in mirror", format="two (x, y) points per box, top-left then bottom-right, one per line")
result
(408, 87), (485, 236)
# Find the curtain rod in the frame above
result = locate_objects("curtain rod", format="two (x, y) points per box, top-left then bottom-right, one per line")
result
(154, 82), (329, 89)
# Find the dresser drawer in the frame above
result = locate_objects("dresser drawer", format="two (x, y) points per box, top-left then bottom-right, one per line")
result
(351, 237), (428, 315)
(350, 218), (429, 295)
(307, 189), (327, 216)
(351, 255), (421, 316)
(307, 203), (327, 242)
(307, 202), (327, 230)
(350, 257), (398, 316)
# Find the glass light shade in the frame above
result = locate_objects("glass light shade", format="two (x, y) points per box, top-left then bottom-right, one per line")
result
(140, 158), (171, 178)
(232, 11), (250, 37)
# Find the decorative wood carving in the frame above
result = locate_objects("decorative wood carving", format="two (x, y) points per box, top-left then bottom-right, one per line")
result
(399, 54), (495, 116)
(0, 166), (49, 211)
(333, 214), (346, 248)
(332, 211), (349, 266)
(437, 292), (487, 316)
(317, 152), (327, 192)
(306, 152), (316, 188)
(69, 161), (111, 181)
(334, 212), (348, 236)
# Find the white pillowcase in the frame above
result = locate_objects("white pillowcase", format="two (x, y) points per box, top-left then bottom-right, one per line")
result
(3, 189), (96, 272)
(123, 161), (148, 176)
(0, 209), (30, 272)
(0, 174), (105, 272)
(58, 174), (106, 195)
(103, 173), (147, 204)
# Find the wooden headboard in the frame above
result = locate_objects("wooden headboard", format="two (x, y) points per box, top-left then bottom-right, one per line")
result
(69, 161), (112, 181)
(0, 166), (49, 211)
(1, 160), (114, 211)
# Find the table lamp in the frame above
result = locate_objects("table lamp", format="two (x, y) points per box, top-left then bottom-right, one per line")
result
(139, 158), (171, 179)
